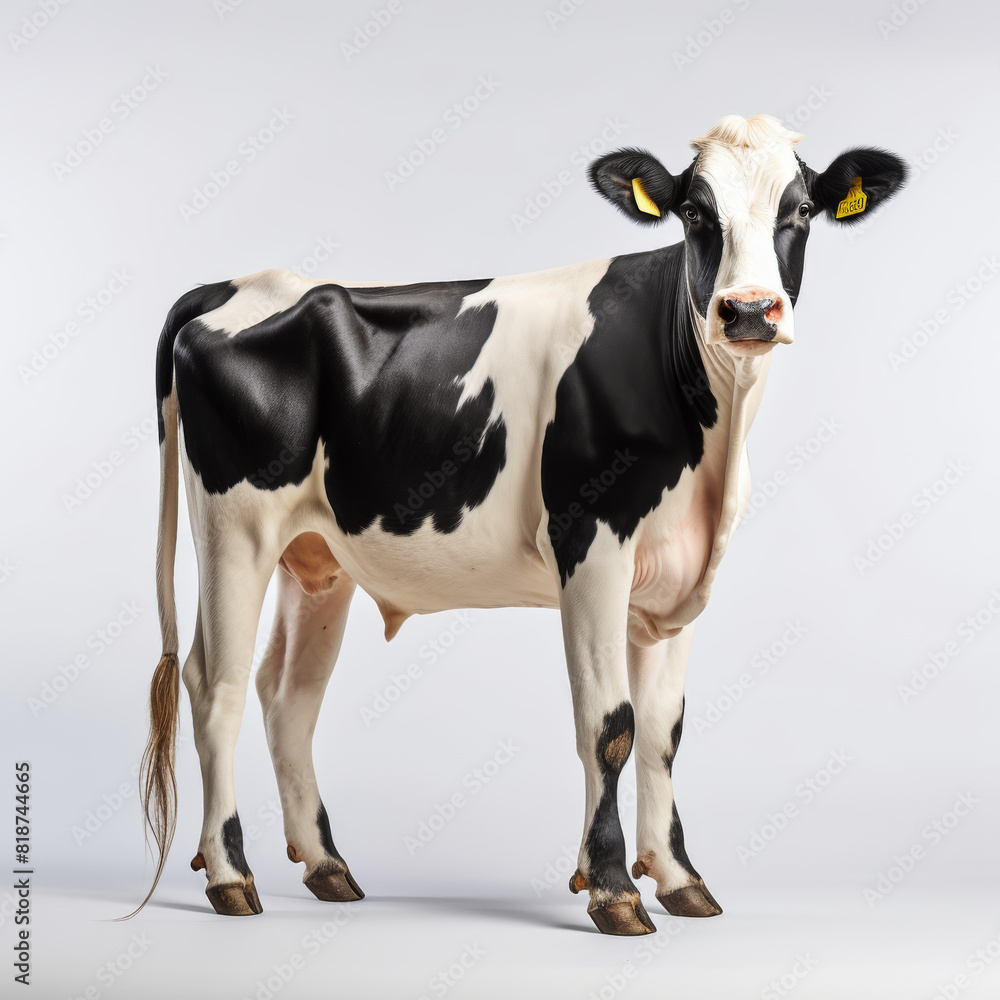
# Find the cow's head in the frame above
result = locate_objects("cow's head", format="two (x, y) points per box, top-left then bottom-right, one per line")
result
(589, 115), (907, 359)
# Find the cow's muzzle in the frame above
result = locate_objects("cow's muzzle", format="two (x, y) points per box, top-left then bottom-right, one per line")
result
(707, 286), (791, 353)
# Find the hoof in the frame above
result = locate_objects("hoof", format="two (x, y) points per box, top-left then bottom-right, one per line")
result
(304, 864), (365, 902)
(206, 875), (263, 916)
(657, 881), (722, 918)
(588, 897), (656, 936)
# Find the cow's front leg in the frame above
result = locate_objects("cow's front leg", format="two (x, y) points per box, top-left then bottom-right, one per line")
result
(627, 623), (722, 917)
(559, 544), (655, 936)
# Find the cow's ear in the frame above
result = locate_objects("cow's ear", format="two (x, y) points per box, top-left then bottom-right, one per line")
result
(802, 147), (908, 226)
(589, 148), (678, 226)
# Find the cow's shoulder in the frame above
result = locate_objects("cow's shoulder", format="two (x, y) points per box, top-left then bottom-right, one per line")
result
(541, 245), (719, 584)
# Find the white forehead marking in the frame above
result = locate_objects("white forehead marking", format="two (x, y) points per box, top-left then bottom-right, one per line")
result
(689, 114), (803, 224)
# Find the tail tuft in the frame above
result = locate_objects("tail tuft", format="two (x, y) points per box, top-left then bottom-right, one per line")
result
(120, 652), (180, 919)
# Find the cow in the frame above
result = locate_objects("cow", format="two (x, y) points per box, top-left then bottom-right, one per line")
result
(133, 115), (906, 935)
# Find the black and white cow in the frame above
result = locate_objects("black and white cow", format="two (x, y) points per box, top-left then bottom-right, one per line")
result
(136, 115), (906, 935)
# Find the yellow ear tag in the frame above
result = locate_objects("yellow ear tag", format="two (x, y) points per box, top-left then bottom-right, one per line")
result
(632, 177), (661, 217)
(835, 176), (868, 219)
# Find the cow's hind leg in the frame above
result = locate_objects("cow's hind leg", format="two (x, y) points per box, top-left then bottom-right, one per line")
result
(183, 526), (277, 916)
(255, 533), (364, 903)
(627, 624), (722, 917)
(559, 537), (655, 936)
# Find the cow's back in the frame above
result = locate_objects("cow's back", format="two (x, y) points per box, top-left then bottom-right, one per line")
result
(162, 261), (614, 615)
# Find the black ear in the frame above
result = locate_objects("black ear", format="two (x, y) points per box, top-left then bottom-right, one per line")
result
(589, 147), (678, 226)
(801, 147), (908, 226)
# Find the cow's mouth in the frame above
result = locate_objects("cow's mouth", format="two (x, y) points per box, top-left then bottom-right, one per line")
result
(720, 337), (778, 357)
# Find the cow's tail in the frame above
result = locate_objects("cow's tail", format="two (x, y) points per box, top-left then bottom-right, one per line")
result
(120, 370), (180, 921)
(123, 284), (235, 919)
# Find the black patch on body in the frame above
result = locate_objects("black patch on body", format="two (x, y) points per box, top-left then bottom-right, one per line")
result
(316, 802), (340, 859)
(583, 702), (636, 895)
(662, 697), (685, 776)
(660, 697), (699, 877)
(675, 175), (723, 316)
(163, 278), (507, 536)
(541, 245), (718, 585)
(667, 802), (700, 878)
(773, 173), (812, 305)
(155, 280), (238, 442)
(221, 813), (251, 877)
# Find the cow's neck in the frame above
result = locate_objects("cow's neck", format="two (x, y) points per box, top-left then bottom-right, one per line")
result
(693, 315), (773, 596)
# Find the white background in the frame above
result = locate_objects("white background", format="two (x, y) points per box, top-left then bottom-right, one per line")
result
(3, 1), (999, 997)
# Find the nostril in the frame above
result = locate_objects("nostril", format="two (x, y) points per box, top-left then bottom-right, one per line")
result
(765, 299), (783, 323)
(718, 298), (739, 325)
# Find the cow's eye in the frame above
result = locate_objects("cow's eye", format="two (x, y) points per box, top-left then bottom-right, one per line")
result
(683, 205), (699, 223)
(798, 202), (812, 218)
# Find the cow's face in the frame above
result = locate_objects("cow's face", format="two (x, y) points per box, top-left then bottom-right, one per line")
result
(590, 115), (907, 360)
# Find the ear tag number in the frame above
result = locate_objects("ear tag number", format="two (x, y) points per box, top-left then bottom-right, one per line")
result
(835, 177), (867, 218)
(632, 177), (661, 217)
